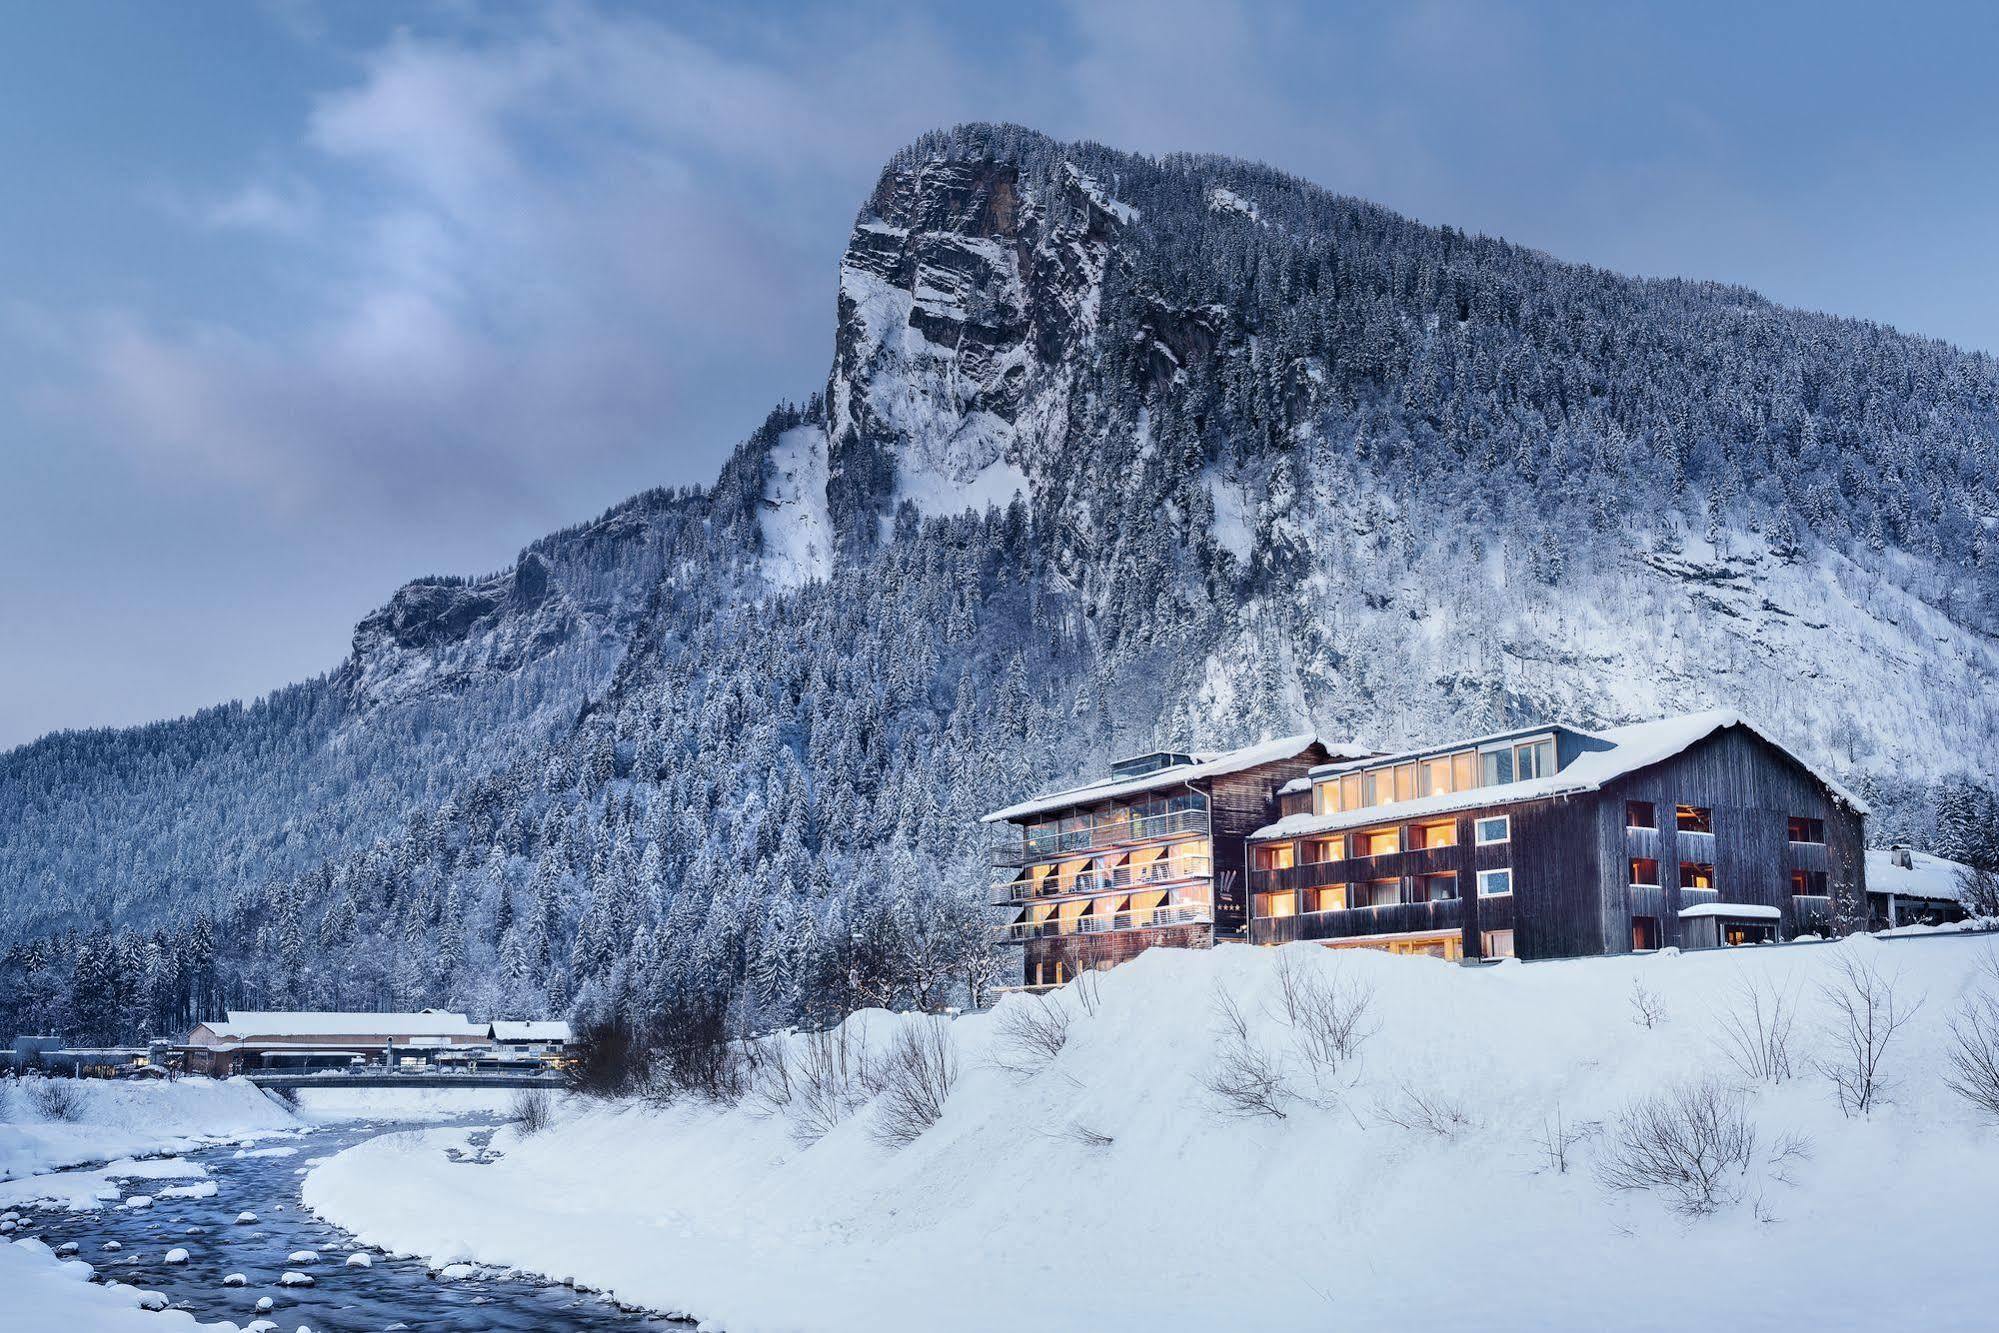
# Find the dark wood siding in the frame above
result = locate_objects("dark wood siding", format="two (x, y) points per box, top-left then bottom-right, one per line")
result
(1205, 749), (1329, 936)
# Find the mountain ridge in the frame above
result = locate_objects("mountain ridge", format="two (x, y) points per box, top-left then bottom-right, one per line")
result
(5, 122), (1998, 1039)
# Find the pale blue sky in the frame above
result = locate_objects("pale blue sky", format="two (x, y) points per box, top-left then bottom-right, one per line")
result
(4, 0), (1997, 748)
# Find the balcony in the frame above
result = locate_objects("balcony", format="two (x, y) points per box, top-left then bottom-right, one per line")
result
(999, 901), (1214, 944)
(993, 806), (1208, 867)
(989, 857), (1212, 907)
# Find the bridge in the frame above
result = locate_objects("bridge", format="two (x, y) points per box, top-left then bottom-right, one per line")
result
(245, 1071), (564, 1091)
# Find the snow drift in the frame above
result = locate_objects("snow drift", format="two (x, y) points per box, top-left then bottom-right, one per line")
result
(306, 934), (1999, 1332)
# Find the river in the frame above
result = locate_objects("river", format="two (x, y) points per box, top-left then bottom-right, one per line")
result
(8, 1117), (691, 1331)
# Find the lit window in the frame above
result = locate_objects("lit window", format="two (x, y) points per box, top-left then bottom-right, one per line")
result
(1357, 827), (1400, 857)
(1341, 773), (1363, 811)
(1477, 867), (1513, 897)
(1394, 763), (1417, 803)
(1419, 756), (1454, 797)
(1313, 884), (1348, 912)
(1791, 869), (1828, 896)
(1475, 815), (1511, 846)
(1680, 861), (1715, 890)
(1359, 771), (1383, 807)
(1305, 836), (1344, 863)
(1677, 805), (1713, 834)
(1255, 890), (1298, 918)
(1452, 751), (1478, 791)
(1787, 816), (1825, 844)
(1414, 820), (1457, 849)
(1625, 800), (1656, 830)
(1313, 781), (1341, 816)
(1629, 857), (1660, 886)
(1482, 929), (1516, 959)
(1255, 843), (1295, 872)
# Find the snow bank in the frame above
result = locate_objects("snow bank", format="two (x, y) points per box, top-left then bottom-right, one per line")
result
(306, 935), (1999, 1332)
(3, 1237), (243, 1330)
(0, 1076), (295, 1183)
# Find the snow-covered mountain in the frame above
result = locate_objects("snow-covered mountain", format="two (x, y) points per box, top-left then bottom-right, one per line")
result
(5, 124), (1998, 1040)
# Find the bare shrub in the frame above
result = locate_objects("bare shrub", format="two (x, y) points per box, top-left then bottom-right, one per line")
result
(1374, 1080), (1477, 1138)
(1956, 865), (1999, 919)
(1534, 1103), (1600, 1174)
(743, 1035), (795, 1117)
(1596, 1079), (1757, 1216)
(1061, 1120), (1115, 1150)
(24, 1076), (85, 1122)
(1715, 975), (1800, 1084)
(1629, 979), (1667, 1029)
(792, 1025), (873, 1146)
(510, 1087), (555, 1137)
(1273, 953), (1375, 1088)
(1814, 953), (1922, 1116)
(1198, 988), (1291, 1121)
(1944, 996), (1999, 1121)
(869, 1019), (959, 1149)
(988, 994), (1071, 1080)
(1068, 964), (1105, 1018)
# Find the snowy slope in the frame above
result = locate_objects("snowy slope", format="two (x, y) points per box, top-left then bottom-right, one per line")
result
(306, 934), (1999, 1333)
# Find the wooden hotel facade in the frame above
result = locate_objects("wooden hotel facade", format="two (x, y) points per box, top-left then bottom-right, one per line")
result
(987, 711), (1868, 976)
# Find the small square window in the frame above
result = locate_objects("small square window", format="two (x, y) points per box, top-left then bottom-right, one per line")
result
(1680, 861), (1715, 890)
(1626, 800), (1656, 829)
(1790, 869), (1828, 897)
(1629, 857), (1660, 886)
(1787, 816), (1825, 844)
(1475, 815), (1511, 846)
(1677, 805), (1714, 834)
(1477, 867), (1513, 897)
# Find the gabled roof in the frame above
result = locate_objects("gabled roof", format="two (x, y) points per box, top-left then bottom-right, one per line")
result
(982, 733), (1372, 824)
(1254, 710), (1867, 840)
(199, 1010), (483, 1042)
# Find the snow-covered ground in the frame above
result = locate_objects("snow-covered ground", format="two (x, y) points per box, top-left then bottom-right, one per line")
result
(305, 934), (1999, 1332)
(0, 1076), (295, 1184)
(291, 1086), (523, 1124)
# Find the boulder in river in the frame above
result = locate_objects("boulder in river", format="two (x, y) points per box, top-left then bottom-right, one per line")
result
(288, 1248), (319, 1263)
(280, 1269), (315, 1286)
(345, 1252), (373, 1268)
(235, 1210), (258, 1224)
(164, 1247), (190, 1264)
(223, 1273), (247, 1286)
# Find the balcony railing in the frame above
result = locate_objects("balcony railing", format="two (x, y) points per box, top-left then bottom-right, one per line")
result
(994, 806), (1208, 867)
(989, 857), (1212, 906)
(999, 901), (1214, 943)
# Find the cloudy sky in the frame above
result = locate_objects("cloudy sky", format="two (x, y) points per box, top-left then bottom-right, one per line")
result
(4, 0), (1996, 749)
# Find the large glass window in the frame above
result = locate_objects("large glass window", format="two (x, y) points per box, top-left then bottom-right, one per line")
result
(1419, 756), (1454, 797)
(1313, 781), (1340, 816)
(1304, 836), (1344, 863)
(1357, 828), (1400, 857)
(1452, 751), (1478, 791)
(1514, 738), (1555, 781)
(1312, 884), (1348, 912)
(1358, 878), (1402, 908)
(1677, 805), (1714, 834)
(1394, 763), (1418, 803)
(1481, 747), (1515, 786)
(1255, 843), (1295, 872)
(1477, 867), (1514, 897)
(1414, 820), (1458, 850)
(1475, 815), (1511, 846)
(1419, 872), (1459, 902)
(1341, 773), (1363, 811)
(1255, 889), (1298, 919)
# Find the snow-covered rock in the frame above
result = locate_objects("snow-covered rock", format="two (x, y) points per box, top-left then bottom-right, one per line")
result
(279, 1269), (314, 1286)
(287, 1248), (318, 1263)
(163, 1247), (189, 1264)
(222, 1272), (247, 1286)
(345, 1251), (372, 1267)
(235, 1211), (258, 1224)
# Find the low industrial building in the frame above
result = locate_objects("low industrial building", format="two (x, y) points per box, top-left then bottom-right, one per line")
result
(180, 1010), (487, 1077)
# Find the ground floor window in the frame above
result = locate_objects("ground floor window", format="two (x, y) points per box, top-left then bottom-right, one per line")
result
(1326, 931), (1463, 962)
(1482, 929), (1515, 959)
(1632, 916), (1660, 951)
(1723, 920), (1777, 947)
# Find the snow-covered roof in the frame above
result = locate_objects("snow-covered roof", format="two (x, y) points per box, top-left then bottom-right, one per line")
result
(1679, 902), (1782, 920)
(198, 1011), (484, 1043)
(1254, 710), (1867, 841)
(489, 1021), (572, 1043)
(1865, 848), (1970, 902)
(982, 734), (1371, 824)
